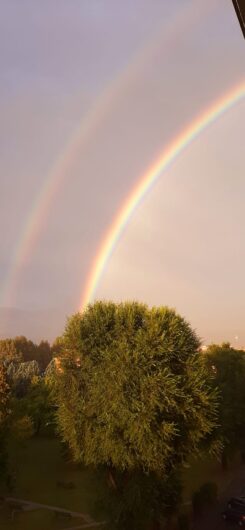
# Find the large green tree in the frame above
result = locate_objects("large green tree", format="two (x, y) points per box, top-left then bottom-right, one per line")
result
(54, 302), (218, 526)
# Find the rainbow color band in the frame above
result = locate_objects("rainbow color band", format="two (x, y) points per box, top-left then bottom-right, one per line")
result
(80, 82), (245, 310)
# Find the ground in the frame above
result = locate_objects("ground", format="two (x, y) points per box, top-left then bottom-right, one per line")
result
(0, 437), (109, 530)
(192, 463), (245, 530)
(0, 437), (243, 529)
(183, 453), (242, 502)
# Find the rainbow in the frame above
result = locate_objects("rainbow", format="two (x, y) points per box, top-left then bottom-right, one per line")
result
(80, 81), (245, 310)
(0, 0), (211, 310)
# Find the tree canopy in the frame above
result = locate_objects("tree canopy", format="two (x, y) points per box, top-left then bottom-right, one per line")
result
(0, 339), (22, 364)
(55, 301), (218, 475)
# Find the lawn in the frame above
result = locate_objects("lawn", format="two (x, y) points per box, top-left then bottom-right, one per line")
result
(0, 436), (243, 529)
(0, 437), (110, 530)
(0, 506), (75, 530)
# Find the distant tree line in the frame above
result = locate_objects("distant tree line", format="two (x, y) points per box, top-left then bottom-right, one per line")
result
(0, 335), (58, 371)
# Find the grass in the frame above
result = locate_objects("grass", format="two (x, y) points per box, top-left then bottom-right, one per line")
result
(10, 437), (105, 513)
(0, 506), (74, 530)
(0, 436), (243, 529)
(0, 437), (110, 530)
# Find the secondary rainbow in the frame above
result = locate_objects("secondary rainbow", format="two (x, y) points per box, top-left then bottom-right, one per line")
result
(0, 0), (209, 310)
(80, 81), (245, 310)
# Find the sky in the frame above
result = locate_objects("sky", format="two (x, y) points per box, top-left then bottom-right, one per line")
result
(0, 0), (244, 344)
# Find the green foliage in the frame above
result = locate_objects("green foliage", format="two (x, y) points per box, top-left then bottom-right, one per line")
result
(7, 359), (40, 396)
(0, 336), (53, 372)
(0, 338), (22, 364)
(13, 336), (36, 363)
(0, 364), (10, 484)
(204, 343), (245, 458)
(100, 469), (182, 530)
(51, 336), (64, 356)
(55, 301), (218, 475)
(45, 358), (59, 387)
(0, 363), (10, 423)
(14, 336), (53, 370)
(11, 377), (54, 436)
(11, 415), (34, 441)
(53, 301), (219, 528)
(36, 340), (52, 371)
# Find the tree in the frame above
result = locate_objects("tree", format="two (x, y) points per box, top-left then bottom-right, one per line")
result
(54, 302), (219, 527)
(36, 340), (52, 371)
(13, 336), (36, 363)
(51, 336), (64, 357)
(45, 358), (59, 387)
(0, 363), (9, 425)
(0, 339), (22, 364)
(12, 377), (54, 436)
(0, 363), (10, 482)
(7, 360), (40, 397)
(204, 343), (245, 466)
(13, 336), (52, 371)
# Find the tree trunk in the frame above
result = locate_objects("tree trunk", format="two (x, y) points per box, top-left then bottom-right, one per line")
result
(107, 467), (117, 490)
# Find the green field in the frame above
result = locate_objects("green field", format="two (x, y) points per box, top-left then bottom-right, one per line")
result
(0, 437), (109, 530)
(0, 437), (242, 529)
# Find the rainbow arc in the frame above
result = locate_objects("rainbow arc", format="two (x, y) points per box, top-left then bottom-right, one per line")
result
(80, 82), (245, 310)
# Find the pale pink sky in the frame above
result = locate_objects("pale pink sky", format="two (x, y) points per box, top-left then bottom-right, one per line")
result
(0, 0), (244, 343)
